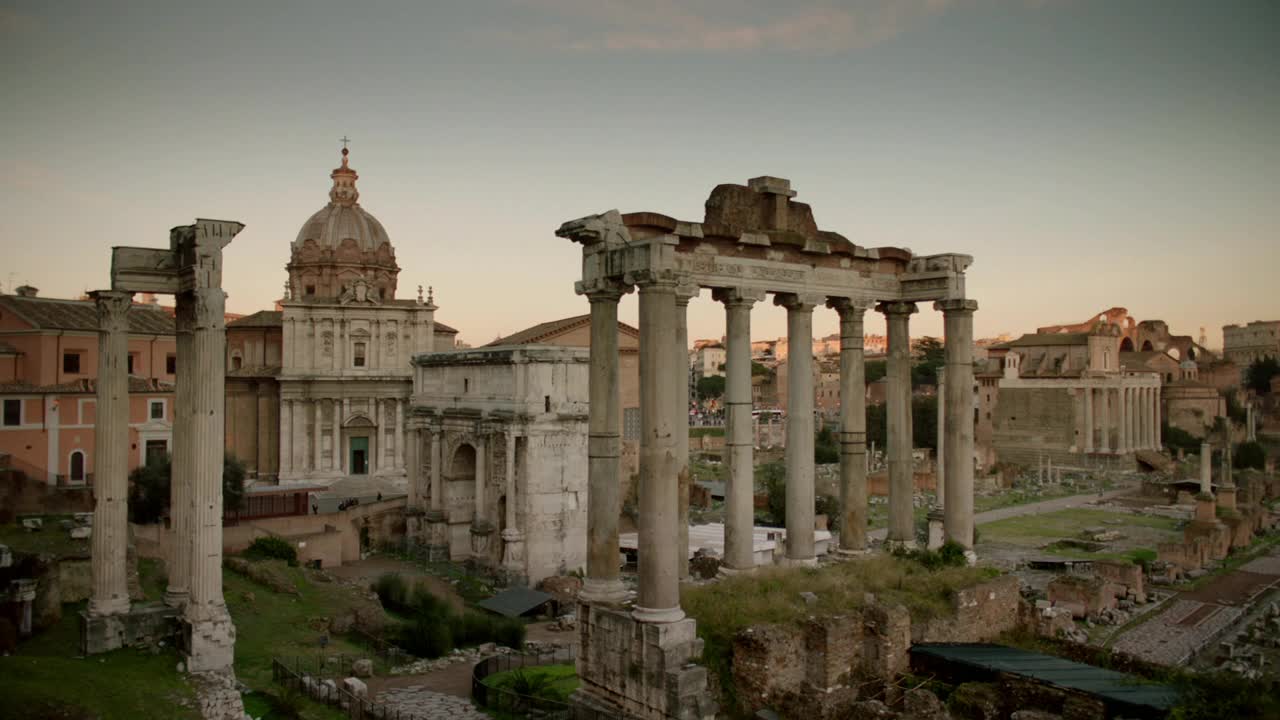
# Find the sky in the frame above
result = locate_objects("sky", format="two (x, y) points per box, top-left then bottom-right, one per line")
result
(2, 0), (1277, 348)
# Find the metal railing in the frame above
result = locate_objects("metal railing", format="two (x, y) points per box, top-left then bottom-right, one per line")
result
(272, 656), (424, 720)
(472, 646), (624, 719)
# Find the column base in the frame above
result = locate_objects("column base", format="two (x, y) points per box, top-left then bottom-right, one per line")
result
(717, 563), (754, 578)
(579, 578), (628, 606)
(884, 538), (917, 552)
(781, 556), (818, 568)
(632, 604), (686, 624)
(163, 589), (189, 610)
(87, 596), (131, 618)
(182, 606), (237, 673)
(836, 547), (870, 558)
(80, 602), (180, 655)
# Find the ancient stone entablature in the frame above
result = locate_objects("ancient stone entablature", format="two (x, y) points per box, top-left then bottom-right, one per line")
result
(557, 177), (978, 720)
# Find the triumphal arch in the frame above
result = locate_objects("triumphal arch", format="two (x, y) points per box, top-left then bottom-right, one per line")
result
(557, 177), (976, 720)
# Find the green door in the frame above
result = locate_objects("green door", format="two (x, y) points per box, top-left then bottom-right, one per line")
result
(350, 437), (369, 475)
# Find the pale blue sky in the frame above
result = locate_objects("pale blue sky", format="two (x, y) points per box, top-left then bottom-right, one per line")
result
(2, 0), (1277, 347)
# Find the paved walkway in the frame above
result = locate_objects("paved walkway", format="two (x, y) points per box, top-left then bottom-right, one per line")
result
(377, 685), (490, 719)
(867, 485), (1138, 542)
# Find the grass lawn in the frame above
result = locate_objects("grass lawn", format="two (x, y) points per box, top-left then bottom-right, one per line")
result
(978, 508), (1179, 546)
(0, 522), (90, 558)
(0, 606), (200, 720)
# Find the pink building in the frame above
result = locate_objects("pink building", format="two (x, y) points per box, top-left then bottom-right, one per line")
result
(0, 286), (176, 486)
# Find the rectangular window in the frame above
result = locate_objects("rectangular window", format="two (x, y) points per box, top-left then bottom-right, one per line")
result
(149, 400), (164, 420)
(353, 342), (366, 367)
(2, 399), (20, 426)
(166, 354), (177, 374)
(63, 352), (81, 374)
(623, 407), (641, 442)
(127, 354), (136, 374)
(305, 285), (315, 296)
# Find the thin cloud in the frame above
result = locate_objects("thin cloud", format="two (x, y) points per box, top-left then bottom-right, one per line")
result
(486, 0), (1060, 53)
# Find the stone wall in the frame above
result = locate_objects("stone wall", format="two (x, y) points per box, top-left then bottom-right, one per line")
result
(573, 603), (716, 720)
(728, 576), (1021, 718)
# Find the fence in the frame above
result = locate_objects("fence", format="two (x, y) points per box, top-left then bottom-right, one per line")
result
(272, 656), (424, 720)
(471, 646), (619, 719)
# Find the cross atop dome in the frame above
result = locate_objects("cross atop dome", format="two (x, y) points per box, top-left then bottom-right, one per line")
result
(329, 139), (359, 206)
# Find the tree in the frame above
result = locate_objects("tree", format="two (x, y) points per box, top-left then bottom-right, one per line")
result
(751, 361), (772, 377)
(911, 337), (945, 388)
(865, 359), (887, 384)
(1245, 357), (1280, 395)
(815, 425), (839, 464)
(696, 374), (726, 401)
(128, 452), (247, 524)
(1236, 441), (1266, 471)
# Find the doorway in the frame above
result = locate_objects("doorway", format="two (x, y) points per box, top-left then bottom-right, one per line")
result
(350, 436), (369, 475)
(145, 440), (168, 466)
(69, 451), (85, 483)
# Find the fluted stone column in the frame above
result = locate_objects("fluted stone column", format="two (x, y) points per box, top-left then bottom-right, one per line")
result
(634, 279), (684, 623)
(166, 295), (194, 608)
(829, 298), (870, 553)
(89, 290), (133, 618)
(716, 288), (764, 571)
(430, 427), (443, 512)
(407, 424), (421, 508)
(473, 430), (489, 532)
(501, 429), (525, 580)
(184, 286), (236, 672)
(776, 293), (822, 565)
(935, 368), (945, 509)
(1200, 442), (1212, 494)
(1083, 387), (1094, 453)
(674, 285), (695, 580)
(881, 301), (918, 548)
(425, 423), (447, 559)
(1154, 388), (1162, 448)
(1118, 387), (1129, 454)
(938, 299), (977, 549)
(581, 287), (627, 605)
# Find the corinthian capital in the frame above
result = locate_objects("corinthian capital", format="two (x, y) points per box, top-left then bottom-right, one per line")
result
(89, 290), (134, 334)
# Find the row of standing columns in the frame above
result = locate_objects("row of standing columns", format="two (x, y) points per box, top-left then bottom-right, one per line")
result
(279, 397), (408, 475)
(1081, 385), (1161, 454)
(89, 285), (236, 670)
(580, 278), (978, 622)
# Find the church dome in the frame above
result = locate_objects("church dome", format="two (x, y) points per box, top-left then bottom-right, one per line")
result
(292, 147), (393, 252)
(286, 145), (401, 302)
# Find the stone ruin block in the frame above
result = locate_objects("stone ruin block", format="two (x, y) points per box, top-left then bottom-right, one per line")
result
(1047, 576), (1114, 619)
(1093, 560), (1145, 604)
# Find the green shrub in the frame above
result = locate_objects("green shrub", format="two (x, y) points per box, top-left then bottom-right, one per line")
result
(245, 536), (297, 566)
(398, 616), (454, 658)
(493, 617), (527, 649)
(1163, 423), (1200, 456)
(894, 540), (969, 571)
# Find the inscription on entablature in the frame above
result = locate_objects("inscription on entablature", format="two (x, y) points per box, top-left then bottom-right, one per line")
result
(683, 256), (744, 277)
(750, 266), (805, 282)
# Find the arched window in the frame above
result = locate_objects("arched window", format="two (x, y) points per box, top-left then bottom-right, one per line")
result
(69, 450), (85, 483)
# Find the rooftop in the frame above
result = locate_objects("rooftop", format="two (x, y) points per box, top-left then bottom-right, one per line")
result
(487, 314), (638, 347)
(0, 294), (175, 335)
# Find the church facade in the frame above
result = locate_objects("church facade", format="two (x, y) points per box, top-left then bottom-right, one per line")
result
(225, 147), (457, 488)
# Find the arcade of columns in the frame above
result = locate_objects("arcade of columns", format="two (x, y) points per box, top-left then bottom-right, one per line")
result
(558, 177), (976, 720)
(84, 221), (244, 700)
(1077, 382), (1162, 454)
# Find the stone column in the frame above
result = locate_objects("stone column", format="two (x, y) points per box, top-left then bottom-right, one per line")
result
(430, 427), (443, 512)
(312, 401), (322, 472)
(1098, 387), (1111, 453)
(938, 299), (977, 550)
(881, 301), (918, 548)
(581, 287), (627, 604)
(1118, 387), (1129, 454)
(331, 399), (341, 472)
(184, 286), (236, 672)
(88, 290), (132, 617)
(829, 298), (870, 553)
(935, 368), (945, 509)
(474, 430), (488, 526)
(406, 424), (420, 508)
(166, 295), (194, 608)
(1200, 442), (1212, 494)
(674, 285), (695, 580)
(501, 429), (525, 579)
(1154, 388), (1162, 448)
(396, 399), (406, 471)
(776, 293), (822, 565)
(292, 398), (306, 472)
(715, 288), (764, 571)
(280, 399), (293, 475)
(1083, 387), (1094, 453)
(635, 278), (684, 623)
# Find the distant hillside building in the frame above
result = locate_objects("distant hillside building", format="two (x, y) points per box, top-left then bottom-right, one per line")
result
(992, 322), (1162, 468)
(1223, 320), (1280, 367)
